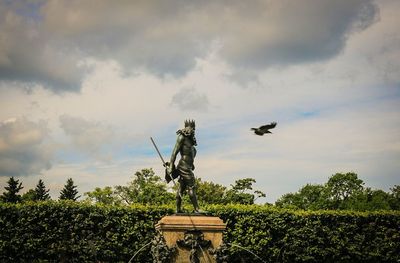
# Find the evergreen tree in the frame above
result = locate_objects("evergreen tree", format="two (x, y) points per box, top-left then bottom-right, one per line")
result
(34, 179), (51, 201)
(1, 176), (23, 203)
(59, 178), (80, 201)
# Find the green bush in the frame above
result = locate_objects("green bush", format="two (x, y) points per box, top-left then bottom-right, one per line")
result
(0, 201), (173, 262)
(207, 204), (400, 263)
(0, 202), (399, 262)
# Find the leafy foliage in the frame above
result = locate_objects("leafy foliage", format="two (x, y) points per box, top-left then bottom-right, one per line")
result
(1, 177), (23, 203)
(195, 178), (227, 205)
(276, 172), (399, 211)
(224, 178), (266, 205)
(174, 177), (266, 205)
(84, 186), (121, 205)
(276, 184), (326, 210)
(208, 204), (400, 263)
(0, 202), (399, 263)
(114, 168), (174, 205)
(224, 178), (256, 205)
(326, 172), (364, 209)
(389, 185), (400, 210)
(59, 178), (80, 201)
(22, 189), (37, 202)
(0, 201), (173, 262)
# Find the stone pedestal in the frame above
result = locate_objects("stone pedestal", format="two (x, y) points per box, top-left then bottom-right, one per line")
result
(154, 214), (226, 263)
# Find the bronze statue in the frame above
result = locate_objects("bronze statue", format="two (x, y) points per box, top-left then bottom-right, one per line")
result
(167, 120), (201, 213)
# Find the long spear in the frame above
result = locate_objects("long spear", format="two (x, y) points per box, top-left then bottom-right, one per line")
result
(150, 137), (180, 193)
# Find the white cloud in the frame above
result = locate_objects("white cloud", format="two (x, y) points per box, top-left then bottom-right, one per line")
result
(0, 117), (53, 176)
(171, 87), (209, 112)
(59, 115), (114, 161)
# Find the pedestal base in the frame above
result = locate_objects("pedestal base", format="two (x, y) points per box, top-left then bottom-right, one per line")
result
(154, 214), (226, 263)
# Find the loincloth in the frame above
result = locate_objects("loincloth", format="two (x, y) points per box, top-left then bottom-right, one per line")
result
(177, 165), (195, 187)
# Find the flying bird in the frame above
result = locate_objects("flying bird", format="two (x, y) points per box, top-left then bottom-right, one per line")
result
(251, 122), (277, 136)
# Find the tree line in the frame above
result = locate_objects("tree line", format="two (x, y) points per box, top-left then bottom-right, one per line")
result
(1, 169), (399, 211)
(0, 168), (265, 206)
(1, 177), (80, 203)
(275, 172), (400, 211)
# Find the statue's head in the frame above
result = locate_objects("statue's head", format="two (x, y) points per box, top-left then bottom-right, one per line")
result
(184, 119), (196, 130)
(180, 119), (197, 145)
(182, 119), (196, 136)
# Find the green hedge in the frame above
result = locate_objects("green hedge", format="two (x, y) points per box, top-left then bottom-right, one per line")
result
(0, 201), (173, 262)
(0, 202), (399, 262)
(209, 205), (400, 263)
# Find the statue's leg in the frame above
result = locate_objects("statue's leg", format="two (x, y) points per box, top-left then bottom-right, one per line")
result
(188, 185), (200, 212)
(176, 182), (184, 213)
(176, 193), (182, 213)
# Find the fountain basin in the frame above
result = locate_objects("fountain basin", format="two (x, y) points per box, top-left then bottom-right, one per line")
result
(155, 214), (226, 263)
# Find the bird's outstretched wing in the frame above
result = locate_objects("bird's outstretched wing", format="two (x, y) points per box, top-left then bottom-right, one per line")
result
(259, 122), (277, 130)
(250, 121), (277, 136)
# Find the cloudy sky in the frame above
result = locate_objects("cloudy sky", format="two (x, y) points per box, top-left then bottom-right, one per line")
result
(0, 0), (399, 203)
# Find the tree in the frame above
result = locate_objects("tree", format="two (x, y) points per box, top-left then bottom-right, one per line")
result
(84, 186), (121, 205)
(275, 192), (300, 209)
(1, 177), (23, 203)
(59, 178), (80, 201)
(195, 178), (226, 205)
(34, 179), (51, 201)
(224, 178), (265, 205)
(299, 184), (326, 209)
(275, 184), (326, 210)
(274, 172), (397, 211)
(231, 178), (256, 193)
(254, 190), (267, 202)
(22, 189), (37, 202)
(346, 188), (391, 211)
(389, 185), (400, 210)
(325, 172), (364, 209)
(115, 168), (174, 205)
